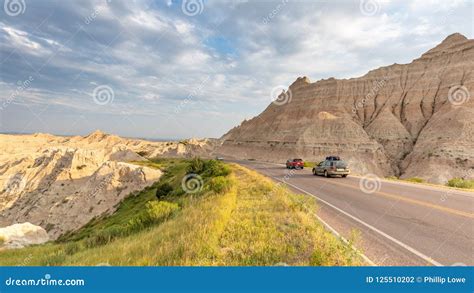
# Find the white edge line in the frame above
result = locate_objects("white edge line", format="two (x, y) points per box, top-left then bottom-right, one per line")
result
(313, 210), (376, 266)
(241, 160), (474, 198)
(272, 176), (444, 266)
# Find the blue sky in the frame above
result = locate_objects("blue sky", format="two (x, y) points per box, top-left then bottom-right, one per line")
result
(0, 0), (472, 139)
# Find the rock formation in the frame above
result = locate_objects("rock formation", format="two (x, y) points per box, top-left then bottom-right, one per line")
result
(0, 131), (215, 239)
(218, 33), (474, 183)
(0, 222), (49, 249)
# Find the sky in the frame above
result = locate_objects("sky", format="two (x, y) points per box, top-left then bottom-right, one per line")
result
(0, 0), (472, 139)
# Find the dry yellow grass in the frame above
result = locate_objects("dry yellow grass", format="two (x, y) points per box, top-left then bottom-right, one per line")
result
(0, 162), (362, 266)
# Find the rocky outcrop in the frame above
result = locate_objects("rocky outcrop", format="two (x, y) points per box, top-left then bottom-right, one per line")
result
(218, 33), (474, 183)
(0, 131), (211, 240)
(0, 222), (49, 249)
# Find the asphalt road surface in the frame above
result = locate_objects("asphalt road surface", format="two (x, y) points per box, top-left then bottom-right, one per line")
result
(231, 160), (474, 266)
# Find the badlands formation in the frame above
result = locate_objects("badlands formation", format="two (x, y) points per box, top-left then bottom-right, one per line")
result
(219, 33), (474, 184)
(0, 131), (215, 242)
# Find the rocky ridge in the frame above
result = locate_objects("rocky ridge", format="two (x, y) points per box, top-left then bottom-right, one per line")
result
(0, 131), (215, 240)
(218, 33), (474, 183)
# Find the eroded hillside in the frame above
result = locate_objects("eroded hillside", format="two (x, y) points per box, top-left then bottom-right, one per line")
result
(218, 33), (474, 183)
(0, 131), (216, 239)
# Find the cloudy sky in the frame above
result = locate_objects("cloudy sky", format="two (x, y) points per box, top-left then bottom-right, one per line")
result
(0, 0), (472, 139)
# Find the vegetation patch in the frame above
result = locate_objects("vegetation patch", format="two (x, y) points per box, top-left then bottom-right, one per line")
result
(446, 178), (474, 189)
(0, 159), (362, 266)
(404, 177), (425, 183)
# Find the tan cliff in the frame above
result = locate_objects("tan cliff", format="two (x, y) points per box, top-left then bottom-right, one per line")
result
(0, 131), (215, 240)
(218, 33), (474, 184)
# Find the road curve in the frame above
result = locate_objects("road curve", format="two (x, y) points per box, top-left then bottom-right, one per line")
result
(231, 160), (474, 266)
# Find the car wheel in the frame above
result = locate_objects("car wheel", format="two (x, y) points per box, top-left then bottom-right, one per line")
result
(324, 170), (329, 178)
(342, 175), (348, 178)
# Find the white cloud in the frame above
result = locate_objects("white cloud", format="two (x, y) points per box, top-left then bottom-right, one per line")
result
(0, 0), (471, 138)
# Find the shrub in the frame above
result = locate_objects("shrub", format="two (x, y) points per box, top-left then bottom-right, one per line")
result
(187, 158), (231, 178)
(208, 176), (233, 194)
(127, 201), (180, 232)
(405, 177), (424, 183)
(447, 178), (474, 189)
(188, 157), (205, 174)
(202, 160), (231, 177)
(155, 183), (173, 200)
(0, 235), (5, 246)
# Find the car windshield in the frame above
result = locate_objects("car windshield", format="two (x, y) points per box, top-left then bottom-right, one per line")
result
(335, 161), (347, 168)
(294, 159), (303, 162)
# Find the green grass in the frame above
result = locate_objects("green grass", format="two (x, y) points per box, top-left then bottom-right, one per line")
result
(404, 177), (425, 183)
(446, 178), (474, 189)
(0, 159), (362, 266)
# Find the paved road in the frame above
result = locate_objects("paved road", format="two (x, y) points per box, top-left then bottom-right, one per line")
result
(231, 160), (474, 266)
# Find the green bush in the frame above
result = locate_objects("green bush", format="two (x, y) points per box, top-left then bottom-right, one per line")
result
(155, 183), (173, 200)
(208, 176), (233, 194)
(127, 201), (180, 232)
(202, 160), (231, 177)
(446, 178), (474, 189)
(405, 177), (424, 183)
(188, 157), (206, 174)
(187, 158), (230, 178)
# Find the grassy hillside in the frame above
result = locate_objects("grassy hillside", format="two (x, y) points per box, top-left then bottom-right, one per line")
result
(0, 159), (363, 266)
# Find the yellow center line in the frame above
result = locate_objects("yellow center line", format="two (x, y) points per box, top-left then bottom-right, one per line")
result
(321, 178), (474, 219)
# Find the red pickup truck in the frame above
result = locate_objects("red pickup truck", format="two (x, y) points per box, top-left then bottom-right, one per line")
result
(286, 158), (304, 169)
